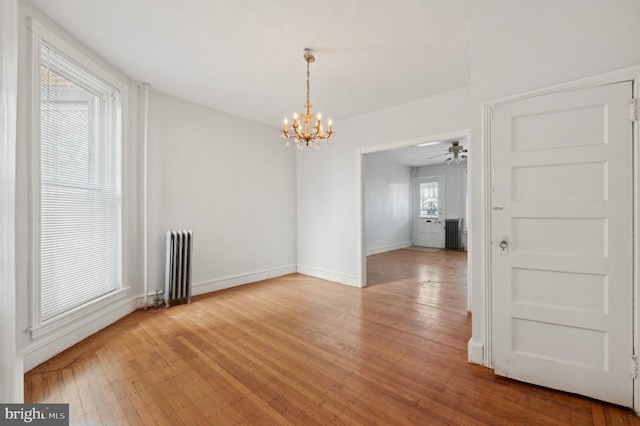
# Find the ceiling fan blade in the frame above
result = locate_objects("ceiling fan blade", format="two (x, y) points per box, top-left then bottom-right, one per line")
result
(425, 153), (448, 160)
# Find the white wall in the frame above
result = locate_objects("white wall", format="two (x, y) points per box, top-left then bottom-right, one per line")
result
(297, 87), (470, 286)
(415, 162), (467, 247)
(146, 92), (297, 295)
(364, 153), (412, 255)
(467, 0), (640, 363)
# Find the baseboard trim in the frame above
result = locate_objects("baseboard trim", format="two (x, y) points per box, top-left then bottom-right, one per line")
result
(296, 265), (361, 287)
(366, 241), (413, 256)
(192, 265), (297, 296)
(20, 296), (138, 372)
(468, 338), (485, 365)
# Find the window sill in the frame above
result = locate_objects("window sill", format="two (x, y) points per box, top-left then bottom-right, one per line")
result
(29, 287), (129, 340)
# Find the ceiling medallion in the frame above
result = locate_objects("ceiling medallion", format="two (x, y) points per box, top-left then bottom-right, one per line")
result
(281, 48), (334, 149)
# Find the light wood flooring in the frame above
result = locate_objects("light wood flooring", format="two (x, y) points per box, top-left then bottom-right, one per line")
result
(25, 249), (640, 425)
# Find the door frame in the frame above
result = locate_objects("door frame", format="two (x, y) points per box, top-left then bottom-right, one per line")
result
(413, 175), (446, 248)
(480, 65), (640, 410)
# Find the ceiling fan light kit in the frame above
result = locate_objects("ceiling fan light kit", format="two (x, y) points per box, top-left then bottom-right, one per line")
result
(444, 141), (468, 165)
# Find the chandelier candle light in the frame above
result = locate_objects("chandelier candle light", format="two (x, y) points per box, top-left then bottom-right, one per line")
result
(281, 48), (334, 149)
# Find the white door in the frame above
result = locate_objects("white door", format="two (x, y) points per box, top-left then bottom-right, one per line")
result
(492, 81), (633, 406)
(415, 177), (444, 248)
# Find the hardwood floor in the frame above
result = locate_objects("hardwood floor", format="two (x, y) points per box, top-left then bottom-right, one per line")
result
(25, 249), (639, 425)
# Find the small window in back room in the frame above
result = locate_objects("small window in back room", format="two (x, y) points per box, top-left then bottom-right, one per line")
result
(420, 181), (438, 218)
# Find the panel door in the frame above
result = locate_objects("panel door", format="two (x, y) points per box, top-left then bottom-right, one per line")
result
(492, 81), (634, 406)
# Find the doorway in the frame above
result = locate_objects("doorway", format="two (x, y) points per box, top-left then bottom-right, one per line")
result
(358, 130), (471, 297)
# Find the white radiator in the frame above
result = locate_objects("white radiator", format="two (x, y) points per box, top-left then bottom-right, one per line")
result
(164, 230), (193, 307)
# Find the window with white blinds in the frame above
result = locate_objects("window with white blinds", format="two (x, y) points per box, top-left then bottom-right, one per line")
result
(37, 41), (122, 322)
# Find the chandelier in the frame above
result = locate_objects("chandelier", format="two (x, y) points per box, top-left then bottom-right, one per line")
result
(281, 48), (334, 149)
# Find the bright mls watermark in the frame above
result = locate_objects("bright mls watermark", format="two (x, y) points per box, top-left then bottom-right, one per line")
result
(1, 404), (68, 425)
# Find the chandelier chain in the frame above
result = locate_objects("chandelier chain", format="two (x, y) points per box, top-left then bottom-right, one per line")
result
(306, 60), (310, 106)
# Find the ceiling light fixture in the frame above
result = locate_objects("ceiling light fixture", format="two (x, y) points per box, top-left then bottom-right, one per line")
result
(425, 141), (468, 165)
(281, 48), (334, 149)
(445, 153), (467, 165)
(444, 141), (467, 165)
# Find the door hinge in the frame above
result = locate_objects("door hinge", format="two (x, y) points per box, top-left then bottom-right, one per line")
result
(631, 355), (638, 379)
(632, 98), (638, 122)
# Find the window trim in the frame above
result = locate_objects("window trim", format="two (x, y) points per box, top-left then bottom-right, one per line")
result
(28, 18), (129, 339)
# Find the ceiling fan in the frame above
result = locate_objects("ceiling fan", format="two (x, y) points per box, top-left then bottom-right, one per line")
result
(425, 141), (468, 164)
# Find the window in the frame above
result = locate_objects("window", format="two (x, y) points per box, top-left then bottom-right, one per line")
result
(420, 181), (439, 218)
(30, 20), (125, 334)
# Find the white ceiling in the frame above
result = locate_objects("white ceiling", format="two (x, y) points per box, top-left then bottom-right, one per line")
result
(29, 0), (505, 128)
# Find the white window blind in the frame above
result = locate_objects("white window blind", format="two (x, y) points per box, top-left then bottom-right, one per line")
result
(39, 41), (122, 322)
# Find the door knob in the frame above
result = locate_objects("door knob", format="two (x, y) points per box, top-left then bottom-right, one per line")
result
(498, 235), (509, 255)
